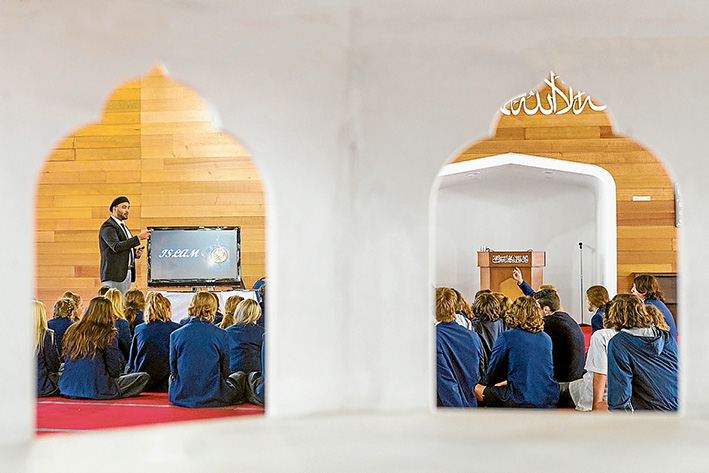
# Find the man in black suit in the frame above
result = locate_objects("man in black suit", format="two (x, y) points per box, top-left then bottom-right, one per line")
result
(99, 196), (152, 294)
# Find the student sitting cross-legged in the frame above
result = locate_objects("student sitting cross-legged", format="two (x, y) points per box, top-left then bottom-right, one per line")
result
(435, 287), (481, 408)
(474, 296), (559, 408)
(126, 292), (180, 392)
(168, 291), (247, 408)
(35, 300), (60, 397)
(58, 297), (150, 399)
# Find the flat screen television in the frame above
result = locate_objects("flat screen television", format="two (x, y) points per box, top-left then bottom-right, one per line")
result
(147, 226), (242, 287)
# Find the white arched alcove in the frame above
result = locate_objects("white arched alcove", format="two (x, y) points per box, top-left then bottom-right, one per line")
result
(433, 153), (617, 322)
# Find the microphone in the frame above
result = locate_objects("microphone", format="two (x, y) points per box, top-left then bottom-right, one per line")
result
(578, 242), (583, 249)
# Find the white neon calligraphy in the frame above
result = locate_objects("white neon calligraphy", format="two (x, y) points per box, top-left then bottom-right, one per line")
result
(491, 255), (528, 264)
(500, 72), (606, 116)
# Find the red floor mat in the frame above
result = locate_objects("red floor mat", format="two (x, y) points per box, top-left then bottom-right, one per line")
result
(36, 393), (264, 435)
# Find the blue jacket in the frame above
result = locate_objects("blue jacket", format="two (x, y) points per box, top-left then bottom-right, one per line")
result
(127, 320), (180, 392)
(607, 328), (678, 411)
(518, 281), (535, 296)
(58, 336), (123, 399)
(483, 328), (559, 408)
(225, 323), (265, 373)
(436, 321), (481, 407)
(129, 309), (145, 335)
(644, 299), (678, 340)
(470, 318), (506, 381)
(543, 311), (586, 382)
(37, 329), (60, 397)
(168, 318), (237, 407)
(47, 317), (74, 361)
(591, 308), (604, 333)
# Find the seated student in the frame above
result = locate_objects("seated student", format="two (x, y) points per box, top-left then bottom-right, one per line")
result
(168, 291), (246, 408)
(435, 287), (481, 408)
(247, 333), (266, 406)
(58, 297), (150, 399)
(474, 296), (559, 408)
(47, 297), (77, 362)
(631, 274), (678, 340)
(104, 288), (132, 364)
(225, 299), (265, 374)
(34, 300), (60, 397)
(491, 292), (512, 321)
(565, 301), (616, 411)
(252, 276), (266, 292)
(257, 284), (266, 329)
(451, 288), (473, 330)
(61, 291), (83, 318)
(126, 292), (181, 392)
(607, 294), (678, 411)
(470, 293), (506, 381)
(587, 285), (610, 333)
(123, 288), (146, 335)
(533, 289), (585, 384)
(219, 295), (245, 329)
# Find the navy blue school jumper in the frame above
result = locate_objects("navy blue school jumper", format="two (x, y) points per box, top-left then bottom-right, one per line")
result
(436, 321), (481, 407)
(482, 328), (559, 408)
(129, 309), (144, 335)
(37, 329), (60, 397)
(168, 318), (239, 407)
(607, 328), (678, 411)
(591, 308), (604, 333)
(644, 299), (678, 340)
(47, 317), (74, 361)
(543, 311), (586, 382)
(225, 322), (265, 373)
(126, 320), (180, 392)
(58, 337), (124, 399)
(470, 317), (506, 381)
(518, 281), (535, 296)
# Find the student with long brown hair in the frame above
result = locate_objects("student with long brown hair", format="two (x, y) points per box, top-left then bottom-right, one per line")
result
(35, 300), (60, 397)
(168, 291), (246, 407)
(126, 292), (180, 392)
(224, 299), (265, 374)
(631, 274), (677, 340)
(586, 285), (610, 333)
(474, 296), (558, 408)
(58, 297), (150, 399)
(104, 288), (132, 363)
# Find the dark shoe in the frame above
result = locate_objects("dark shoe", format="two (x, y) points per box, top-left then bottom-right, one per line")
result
(247, 371), (264, 406)
(228, 371), (247, 404)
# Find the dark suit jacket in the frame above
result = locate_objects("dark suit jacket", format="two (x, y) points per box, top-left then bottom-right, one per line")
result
(99, 217), (140, 283)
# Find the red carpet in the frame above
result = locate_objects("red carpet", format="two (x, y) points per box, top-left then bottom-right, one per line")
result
(36, 393), (264, 435)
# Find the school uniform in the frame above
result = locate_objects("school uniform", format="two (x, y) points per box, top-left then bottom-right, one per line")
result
(482, 328), (559, 408)
(58, 336), (149, 399)
(225, 322), (265, 373)
(129, 309), (145, 335)
(168, 318), (241, 408)
(436, 321), (481, 407)
(543, 311), (586, 382)
(115, 317), (132, 364)
(126, 320), (181, 392)
(590, 308), (604, 333)
(47, 317), (74, 361)
(37, 329), (60, 397)
(644, 299), (678, 340)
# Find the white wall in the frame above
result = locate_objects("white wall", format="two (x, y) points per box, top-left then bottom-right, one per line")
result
(1, 1), (709, 471)
(435, 166), (597, 322)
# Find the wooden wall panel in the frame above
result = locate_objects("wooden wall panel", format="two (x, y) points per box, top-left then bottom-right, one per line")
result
(35, 67), (266, 314)
(453, 75), (677, 295)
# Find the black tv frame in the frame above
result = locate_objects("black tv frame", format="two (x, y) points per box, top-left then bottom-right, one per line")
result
(146, 225), (243, 288)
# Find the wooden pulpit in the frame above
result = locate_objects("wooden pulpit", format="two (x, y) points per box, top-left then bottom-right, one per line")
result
(477, 251), (546, 300)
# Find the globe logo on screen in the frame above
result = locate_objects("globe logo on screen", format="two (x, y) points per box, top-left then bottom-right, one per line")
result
(210, 246), (229, 264)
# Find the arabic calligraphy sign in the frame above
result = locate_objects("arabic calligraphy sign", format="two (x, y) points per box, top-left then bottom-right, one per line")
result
(491, 254), (529, 264)
(500, 72), (606, 116)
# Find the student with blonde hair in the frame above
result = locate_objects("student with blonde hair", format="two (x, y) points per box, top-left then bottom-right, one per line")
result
(104, 288), (132, 363)
(35, 300), (60, 397)
(219, 294), (245, 329)
(474, 296), (558, 408)
(47, 297), (77, 362)
(224, 299), (265, 374)
(168, 291), (246, 407)
(126, 292), (180, 392)
(58, 297), (150, 399)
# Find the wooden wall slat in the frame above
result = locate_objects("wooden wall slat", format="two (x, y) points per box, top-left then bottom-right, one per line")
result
(35, 68), (266, 313)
